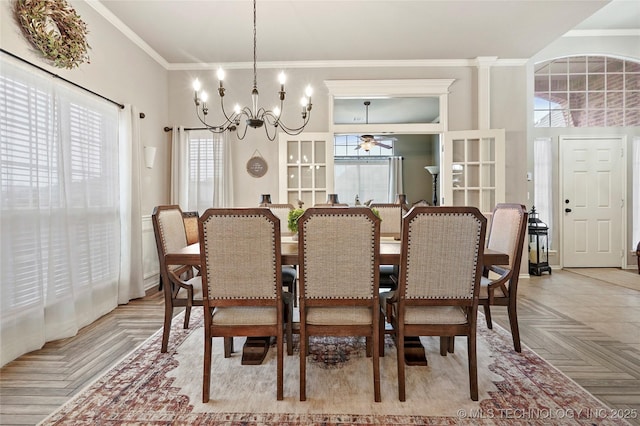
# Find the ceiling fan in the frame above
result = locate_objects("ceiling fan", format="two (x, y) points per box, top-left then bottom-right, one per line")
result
(356, 134), (395, 151)
(355, 101), (396, 151)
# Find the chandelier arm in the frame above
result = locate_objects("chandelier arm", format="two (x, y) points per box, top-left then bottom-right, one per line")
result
(263, 122), (278, 141)
(240, 106), (254, 119)
(236, 121), (250, 140)
(194, 105), (227, 133)
(273, 112), (312, 135)
(218, 96), (239, 124)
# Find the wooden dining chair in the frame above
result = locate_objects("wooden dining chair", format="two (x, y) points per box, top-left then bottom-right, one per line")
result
(264, 203), (298, 308)
(298, 207), (382, 402)
(182, 211), (199, 245)
(152, 205), (203, 353)
(479, 203), (528, 352)
(384, 206), (486, 401)
(369, 203), (406, 237)
(199, 208), (286, 402)
(157, 210), (200, 292)
(370, 203), (407, 291)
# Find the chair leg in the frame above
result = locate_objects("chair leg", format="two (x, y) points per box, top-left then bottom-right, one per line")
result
(379, 312), (385, 357)
(300, 328), (307, 401)
(483, 303), (493, 329)
(397, 331), (406, 402)
(467, 334), (478, 401)
(277, 332), (284, 401)
(285, 300), (293, 356)
(366, 336), (372, 357)
(448, 336), (455, 353)
(440, 336), (448, 356)
(508, 303), (522, 353)
(224, 337), (234, 358)
(184, 305), (191, 329)
(161, 304), (172, 353)
(373, 326), (381, 402)
(203, 335), (212, 403)
(293, 276), (298, 308)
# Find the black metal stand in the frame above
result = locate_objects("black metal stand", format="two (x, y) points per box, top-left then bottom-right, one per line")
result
(431, 173), (438, 206)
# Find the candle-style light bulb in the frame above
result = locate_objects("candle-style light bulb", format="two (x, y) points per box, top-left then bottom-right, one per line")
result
(278, 72), (286, 86)
(234, 104), (241, 115)
(192, 79), (201, 92)
(200, 91), (208, 103)
(216, 68), (225, 82)
(305, 85), (313, 98)
(274, 106), (281, 117)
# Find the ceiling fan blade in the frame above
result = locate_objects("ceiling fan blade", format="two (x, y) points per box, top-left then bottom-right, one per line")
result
(354, 145), (361, 150)
(376, 142), (393, 149)
(373, 135), (397, 142)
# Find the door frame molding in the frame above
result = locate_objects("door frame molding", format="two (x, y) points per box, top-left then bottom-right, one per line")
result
(558, 135), (627, 269)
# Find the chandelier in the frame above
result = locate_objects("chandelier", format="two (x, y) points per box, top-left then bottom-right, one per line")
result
(191, 0), (313, 141)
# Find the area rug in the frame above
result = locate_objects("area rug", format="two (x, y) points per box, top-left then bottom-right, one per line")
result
(40, 309), (631, 425)
(565, 268), (640, 291)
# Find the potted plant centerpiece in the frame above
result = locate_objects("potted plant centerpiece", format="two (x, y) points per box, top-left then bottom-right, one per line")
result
(287, 208), (305, 239)
(287, 206), (380, 239)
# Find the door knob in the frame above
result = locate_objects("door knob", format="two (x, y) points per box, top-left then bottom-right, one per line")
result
(565, 208), (572, 213)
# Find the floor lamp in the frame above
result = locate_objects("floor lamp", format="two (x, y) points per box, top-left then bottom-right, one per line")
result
(424, 166), (439, 206)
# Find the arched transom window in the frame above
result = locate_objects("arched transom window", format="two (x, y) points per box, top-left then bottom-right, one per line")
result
(534, 56), (640, 127)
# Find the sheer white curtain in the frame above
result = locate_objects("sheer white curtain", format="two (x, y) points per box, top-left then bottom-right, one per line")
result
(387, 156), (404, 203)
(170, 126), (188, 207)
(118, 105), (145, 304)
(534, 137), (553, 248)
(0, 57), (135, 366)
(633, 137), (640, 250)
(170, 127), (233, 213)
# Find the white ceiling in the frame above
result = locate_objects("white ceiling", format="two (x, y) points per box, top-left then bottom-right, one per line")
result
(92, 0), (639, 69)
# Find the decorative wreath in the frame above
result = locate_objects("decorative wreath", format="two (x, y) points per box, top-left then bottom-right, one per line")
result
(14, 0), (90, 69)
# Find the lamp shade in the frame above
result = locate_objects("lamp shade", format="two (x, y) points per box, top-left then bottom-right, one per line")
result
(424, 165), (439, 175)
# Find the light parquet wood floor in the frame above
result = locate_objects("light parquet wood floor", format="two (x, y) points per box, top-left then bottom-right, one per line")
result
(1, 269), (639, 425)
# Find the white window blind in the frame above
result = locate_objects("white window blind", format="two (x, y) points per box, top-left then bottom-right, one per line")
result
(334, 158), (390, 205)
(0, 58), (120, 366)
(186, 130), (226, 213)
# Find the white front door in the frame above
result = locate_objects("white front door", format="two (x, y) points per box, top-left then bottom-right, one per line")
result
(561, 136), (625, 267)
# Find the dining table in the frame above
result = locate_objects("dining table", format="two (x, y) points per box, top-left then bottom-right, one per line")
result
(165, 236), (508, 269)
(165, 236), (509, 365)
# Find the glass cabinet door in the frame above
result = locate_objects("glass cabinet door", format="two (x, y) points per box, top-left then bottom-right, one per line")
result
(442, 129), (505, 215)
(279, 133), (333, 207)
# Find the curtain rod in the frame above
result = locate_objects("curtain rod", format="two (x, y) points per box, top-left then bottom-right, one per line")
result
(1, 49), (125, 110)
(164, 126), (210, 132)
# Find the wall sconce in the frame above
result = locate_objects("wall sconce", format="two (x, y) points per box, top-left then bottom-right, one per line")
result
(143, 146), (157, 169)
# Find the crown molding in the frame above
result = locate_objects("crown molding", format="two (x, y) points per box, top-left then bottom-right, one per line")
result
(167, 58), (528, 72)
(564, 29), (640, 37)
(85, 0), (169, 69)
